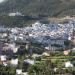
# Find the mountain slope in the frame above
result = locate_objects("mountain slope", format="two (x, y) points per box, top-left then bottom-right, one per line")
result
(0, 0), (75, 27)
(0, 0), (75, 17)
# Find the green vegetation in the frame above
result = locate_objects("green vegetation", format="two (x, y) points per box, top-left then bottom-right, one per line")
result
(0, 16), (36, 27)
(1, 0), (75, 17)
(0, 0), (75, 27)
(28, 59), (54, 75)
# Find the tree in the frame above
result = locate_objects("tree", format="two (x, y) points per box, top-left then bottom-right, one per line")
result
(28, 59), (54, 75)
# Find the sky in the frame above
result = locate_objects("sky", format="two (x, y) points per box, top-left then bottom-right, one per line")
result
(0, 0), (5, 3)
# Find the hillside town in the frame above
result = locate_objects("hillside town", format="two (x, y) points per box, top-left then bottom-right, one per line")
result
(0, 20), (75, 75)
(1, 20), (75, 48)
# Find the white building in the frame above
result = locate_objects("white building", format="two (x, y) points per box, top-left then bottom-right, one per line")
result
(10, 58), (18, 66)
(22, 72), (28, 75)
(16, 69), (22, 75)
(3, 61), (8, 67)
(65, 61), (73, 68)
(24, 59), (35, 65)
(16, 69), (28, 75)
(8, 12), (23, 16)
(0, 55), (7, 61)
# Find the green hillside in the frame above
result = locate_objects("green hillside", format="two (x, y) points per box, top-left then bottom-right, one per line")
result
(0, 0), (75, 27)
(0, 0), (75, 17)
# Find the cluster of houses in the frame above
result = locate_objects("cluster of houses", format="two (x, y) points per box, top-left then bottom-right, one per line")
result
(0, 20), (75, 74)
(0, 54), (34, 75)
(0, 49), (74, 75)
(9, 21), (74, 45)
(0, 20), (75, 51)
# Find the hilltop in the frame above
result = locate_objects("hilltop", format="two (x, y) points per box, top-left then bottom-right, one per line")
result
(0, 0), (75, 17)
(0, 0), (75, 27)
